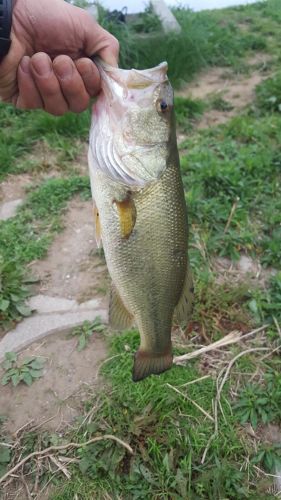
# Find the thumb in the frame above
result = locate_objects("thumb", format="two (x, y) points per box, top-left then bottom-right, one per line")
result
(75, 7), (119, 67)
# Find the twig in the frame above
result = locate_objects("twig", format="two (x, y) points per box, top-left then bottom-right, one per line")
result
(174, 325), (268, 364)
(166, 383), (214, 422)
(224, 197), (239, 233)
(95, 354), (123, 380)
(0, 434), (133, 485)
(179, 375), (210, 387)
(20, 473), (32, 500)
(49, 455), (71, 479)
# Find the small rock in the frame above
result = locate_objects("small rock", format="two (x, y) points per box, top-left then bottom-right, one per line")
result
(0, 199), (23, 221)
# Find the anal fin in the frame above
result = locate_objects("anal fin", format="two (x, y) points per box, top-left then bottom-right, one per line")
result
(109, 284), (133, 330)
(173, 264), (194, 326)
(133, 347), (173, 382)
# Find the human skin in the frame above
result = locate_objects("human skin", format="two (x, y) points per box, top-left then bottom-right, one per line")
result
(0, 0), (119, 114)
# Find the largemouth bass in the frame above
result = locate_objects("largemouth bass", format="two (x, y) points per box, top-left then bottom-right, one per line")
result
(88, 59), (194, 382)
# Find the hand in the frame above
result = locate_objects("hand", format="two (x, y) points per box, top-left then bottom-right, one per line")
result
(0, 0), (119, 114)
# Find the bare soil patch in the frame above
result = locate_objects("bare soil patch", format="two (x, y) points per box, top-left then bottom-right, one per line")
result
(0, 330), (107, 434)
(176, 53), (271, 129)
(0, 174), (33, 205)
(30, 199), (109, 305)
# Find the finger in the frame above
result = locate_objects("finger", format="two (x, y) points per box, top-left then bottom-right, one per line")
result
(30, 52), (68, 116)
(75, 58), (101, 97)
(71, 6), (119, 66)
(16, 56), (44, 110)
(53, 55), (90, 113)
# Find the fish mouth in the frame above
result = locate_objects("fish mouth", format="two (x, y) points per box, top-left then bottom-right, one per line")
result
(93, 57), (168, 89)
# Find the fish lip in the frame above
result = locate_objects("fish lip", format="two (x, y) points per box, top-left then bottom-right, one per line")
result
(93, 56), (168, 88)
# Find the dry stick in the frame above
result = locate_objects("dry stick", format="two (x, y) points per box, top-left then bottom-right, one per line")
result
(166, 383), (214, 422)
(179, 375), (210, 388)
(201, 346), (269, 465)
(224, 197), (239, 233)
(273, 316), (281, 340)
(48, 455), (71, 480)
(0, 434), (133, 485)
(174, 325), (268, 364)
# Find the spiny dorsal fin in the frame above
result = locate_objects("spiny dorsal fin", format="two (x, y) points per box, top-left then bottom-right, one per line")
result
(109, 284), (134, 330)
(173, 265), (194, 326)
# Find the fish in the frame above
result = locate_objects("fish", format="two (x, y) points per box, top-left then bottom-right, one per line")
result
(88, 58), (194, 382)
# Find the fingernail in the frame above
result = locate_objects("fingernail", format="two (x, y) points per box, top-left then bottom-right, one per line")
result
(32, 56), (52, 77)
(20, 56), (30, 74)
(54, 60), (73, 80)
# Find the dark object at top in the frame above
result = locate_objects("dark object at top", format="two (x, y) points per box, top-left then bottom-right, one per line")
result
(106, 7), (128, 24)
(0, 0), (12, 62)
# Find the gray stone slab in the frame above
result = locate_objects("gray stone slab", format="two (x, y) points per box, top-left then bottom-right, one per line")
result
(0, 306), (108, 362)
(28, 295), (101, 314)
(0, 199), (23, 221)
(151, 0), (181, 33)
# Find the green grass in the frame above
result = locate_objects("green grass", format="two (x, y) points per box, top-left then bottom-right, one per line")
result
(179, 112), (281, 266)
(98, 0), (281, 87)
(0, 104), (90, 179)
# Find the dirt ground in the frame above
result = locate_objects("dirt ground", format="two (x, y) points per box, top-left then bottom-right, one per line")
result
(176, 53), (271, 129)
(0, 330), (107, 434)
(30, 199), (109, 304)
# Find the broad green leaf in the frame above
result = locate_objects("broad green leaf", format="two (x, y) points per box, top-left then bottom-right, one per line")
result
(79, 457), (91, 474)
(30, 359), (45, 369)
(11, 373), (20, 387)
(1, 374), (11, 386)
(15, 303), (32, 317)
(22, 372), (33, 386)
(0, 299), (9, 312)
(0, 446), (10, 464)
(78, 335), (87, 351)
(1, 360), (12, 370)
(5, 352), (17, 362)
(29, 369), (43, 378)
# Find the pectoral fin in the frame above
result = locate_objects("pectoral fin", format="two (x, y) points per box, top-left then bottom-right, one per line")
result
(109, 284), (133, 330)
(93, 203), (102, 248)
(114, 196), (136, 239)
(173, 265), (194, 325)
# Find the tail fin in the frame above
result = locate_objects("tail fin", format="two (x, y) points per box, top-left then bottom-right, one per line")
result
(132, 348), (173, 382)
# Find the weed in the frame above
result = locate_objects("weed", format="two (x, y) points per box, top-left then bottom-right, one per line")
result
(248, 273), (281, 326)
(175, 97), (205, 131)
(253, 443), (281, 474)
(255, 71), (281, 113)
(234, 366), (281, 429)
(180, 113), (281, 266)
(210, 95), (234, 112)
(0, 256), (33, 326)
(1, 352), (46, 387)
(71, 317), (105, 351)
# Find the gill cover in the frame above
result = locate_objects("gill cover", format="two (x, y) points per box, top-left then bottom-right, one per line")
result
(89, 58), (173, 188)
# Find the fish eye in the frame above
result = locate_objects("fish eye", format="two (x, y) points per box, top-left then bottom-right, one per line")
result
(156, 99), (169, 114)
